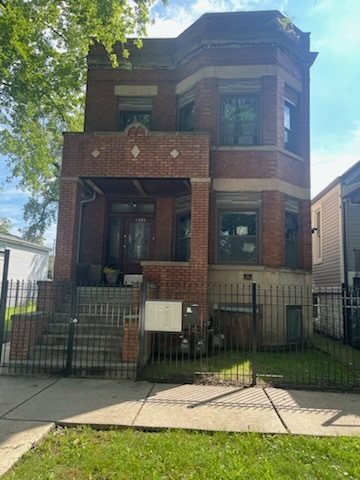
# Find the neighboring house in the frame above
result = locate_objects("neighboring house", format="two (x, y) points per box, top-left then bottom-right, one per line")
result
(312, 161), (360, 290)
(312, 161), (360, 342)
(0, 233), (49, 282)
(53, 11), (317, 344)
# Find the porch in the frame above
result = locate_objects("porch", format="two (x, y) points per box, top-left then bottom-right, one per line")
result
(55, 125), (211, 288)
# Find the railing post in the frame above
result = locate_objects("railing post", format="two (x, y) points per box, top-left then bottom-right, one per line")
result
(136, 279), (147, 379)
(251, 281), (257, 386)
(65, 282), (78, 376)
(0, 249), (10, 362)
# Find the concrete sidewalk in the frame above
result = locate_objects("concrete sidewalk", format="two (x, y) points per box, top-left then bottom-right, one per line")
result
(1, 376), (360, 476)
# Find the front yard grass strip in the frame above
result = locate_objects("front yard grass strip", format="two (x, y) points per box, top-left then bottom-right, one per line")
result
(3, 426), (360, 480)
(143, 348), (359, 389)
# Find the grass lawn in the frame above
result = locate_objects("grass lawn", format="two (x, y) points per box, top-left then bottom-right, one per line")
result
(3, 427), (360, 479)
(143, 348), (360, 389)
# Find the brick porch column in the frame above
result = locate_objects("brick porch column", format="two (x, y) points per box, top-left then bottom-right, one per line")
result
(190, 178), (210, 285)
(54, 178), (82, 281)
(262, 191), (285, 267)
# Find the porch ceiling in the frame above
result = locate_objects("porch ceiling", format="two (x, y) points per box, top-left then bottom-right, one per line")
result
(81, 177), (191, 197)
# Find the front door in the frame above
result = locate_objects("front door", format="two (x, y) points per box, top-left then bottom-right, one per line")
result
(106, 214), (154, 275)
(123, 216), (154, 274)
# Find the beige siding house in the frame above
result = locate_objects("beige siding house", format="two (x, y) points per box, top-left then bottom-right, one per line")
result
(312, 161), (360, 289)
(312, 161), (360, 342)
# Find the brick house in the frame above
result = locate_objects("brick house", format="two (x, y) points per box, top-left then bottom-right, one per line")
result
(54, 10), (317, 297)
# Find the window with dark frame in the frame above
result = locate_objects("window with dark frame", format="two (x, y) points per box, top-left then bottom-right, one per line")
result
(119, 111), (151, 131)
(220, 95), (259, 146)
(284, 101), (297, 153)
(285, 212), (298, 268)
(176, 212), (191, 261)
(179, 102), (195, 132)
(218, 211), (258, 263)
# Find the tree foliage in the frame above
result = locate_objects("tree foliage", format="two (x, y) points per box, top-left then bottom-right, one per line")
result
(0, 216), (12, 234)
(0, 0), (162, 237)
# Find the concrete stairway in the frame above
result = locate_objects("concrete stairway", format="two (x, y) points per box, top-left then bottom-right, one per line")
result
(29, 286), (138, 377)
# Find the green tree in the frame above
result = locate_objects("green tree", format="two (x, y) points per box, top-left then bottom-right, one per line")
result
(0, 217), (12, 234)
(0, 0), (163, 237)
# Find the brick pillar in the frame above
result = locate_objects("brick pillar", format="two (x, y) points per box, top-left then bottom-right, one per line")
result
(262, 76), (285, 147)
(262, 191), (285, 267)
(54, 179), (82, 281)
(190, 179), (210, 285)
(155, 197), (173, 260)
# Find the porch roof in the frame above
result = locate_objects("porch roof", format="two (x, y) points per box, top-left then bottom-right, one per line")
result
(81, 177), (192, 197)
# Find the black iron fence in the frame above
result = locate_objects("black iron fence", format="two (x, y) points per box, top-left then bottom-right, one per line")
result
(0, 279), (359, 391)
(138, 282), (360, 391)
(0, 280), (139, 378)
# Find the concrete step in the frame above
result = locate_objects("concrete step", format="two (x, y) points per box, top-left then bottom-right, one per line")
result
(30, 344), (122, 362)
(38, 333), (123, 349)
(46, 322), (124, 335)
(52, 311), (131, 325)
(46, 321), (123, 336)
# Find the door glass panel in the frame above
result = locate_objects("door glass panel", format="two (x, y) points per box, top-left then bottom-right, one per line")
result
(110, 203), (155, 214)
(106, 217), (120, 265)
(128, 221), (150, 260)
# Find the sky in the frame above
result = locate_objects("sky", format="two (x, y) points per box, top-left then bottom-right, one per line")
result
(0, 0), (359, 247)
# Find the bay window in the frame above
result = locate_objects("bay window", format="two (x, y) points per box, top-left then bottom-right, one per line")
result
(218, 211), (258, 263)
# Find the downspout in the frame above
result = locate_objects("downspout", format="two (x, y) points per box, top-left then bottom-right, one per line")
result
(76, 191), (97, 263)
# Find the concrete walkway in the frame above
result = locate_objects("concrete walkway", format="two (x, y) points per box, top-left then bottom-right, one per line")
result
(1, 376), (360, 476)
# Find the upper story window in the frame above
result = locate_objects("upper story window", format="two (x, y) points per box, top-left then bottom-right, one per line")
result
(220, 95), (259, 146)
(284, 99), (298, 153)
(218, 210), (258, 264)
(119, 112), (151, 131)
(118, 96), (153, 131)
(179, 103), (195, 132)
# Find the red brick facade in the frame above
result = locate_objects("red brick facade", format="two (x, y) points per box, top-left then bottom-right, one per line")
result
(54, 11), (317, 290)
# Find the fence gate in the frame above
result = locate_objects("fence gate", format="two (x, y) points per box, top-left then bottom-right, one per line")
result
(0, 281), (139, 378)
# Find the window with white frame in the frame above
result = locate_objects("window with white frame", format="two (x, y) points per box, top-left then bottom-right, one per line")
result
(284, 100), (298, 153)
